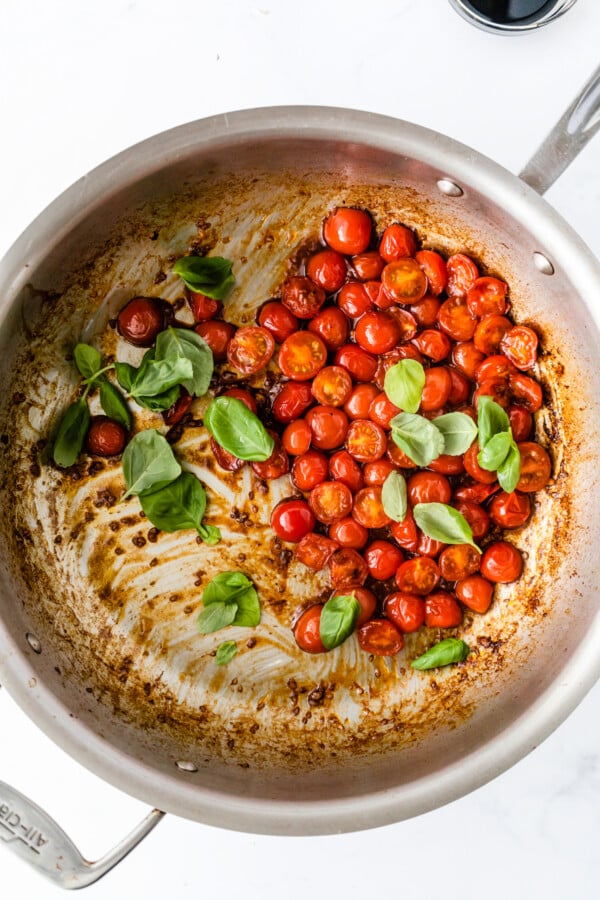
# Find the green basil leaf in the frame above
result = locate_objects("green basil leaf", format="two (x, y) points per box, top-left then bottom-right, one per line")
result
(204, 396), (275, 462)
(478, 431), (512, 472)
(432, 412), (478, 456)
(384, 359), (425, 414)
(52, 399), (91, 468)
(232, 586), (261, 627)
(197, 601), (238, 635)
(139, 471), (207, 534)
(390, 412), (445, 467)
(73, 343), (103, 381)
(203, 571), (254, 605)
(130, 357), (193, 399)
(114, 361), (137, 393)
(121, 429), (181, 499)
(98, 379), (132, 430)
(381, 470), (408, 522)
(215, 641), (238, 665)
(135, 384), (181, 412)
(477, 396), (510, 449)
(411, 638), (470, 670)
(497, 439), (521, 493)
(155, 327), (214, 398)
(198, 524), (221, 545)
(319, 594), (361, 650)
(413, 502), (480, 551)
(173, 256), (235, 300)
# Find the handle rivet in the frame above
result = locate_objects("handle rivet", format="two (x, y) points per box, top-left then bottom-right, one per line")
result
(175, 760), (198, 773)
(26, 633), (42, 654)
(533, 251), (555, 275)
(437, 178), (464, 197)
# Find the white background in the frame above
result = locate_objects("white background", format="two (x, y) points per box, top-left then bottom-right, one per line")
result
(1, 0), (600, 896)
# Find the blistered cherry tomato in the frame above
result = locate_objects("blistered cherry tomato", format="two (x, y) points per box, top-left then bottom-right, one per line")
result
(466, 277), (508, 317)
(363, 459), (396, 486)
(452, 341), (485, 379)
(454, 482), (499, 504)
(295, 533), (338, 570)
(345, 419), (387, 462)
(278, 331), (328, 381)
(473, 315), (512, 355)
(294, 605), (326, 653)
(305, 405), (349, 450)
(311, 366), (352, 407)
(446, 368), (471, 406)
(117, 297), (166, 347)
(329, 450), (364, 492)
(337, 282), (375, 318)
(475, 354), (516, 383)
(306, 249), (347, 293)
(390, 510), (419, 552)
(344, 383), (380, 419)
(424, 591), (462, 628)
(258, 301), (299, 343)
(410, 295), (441, 327)
(334, 344), (378, 382)
(453, 500), (490, 542)
(374, 344), (423, 390)
(438, 544), (481, 582)
(508, 405), (533, 442)
(352, 486), (391, 529)
(379, 223), (417, 262)
(308, 306), (350, 351)
(355, 310), (401, 354)
(352, 251), (385, 281)
(163, 390), (193, 427)
(195, 320), (235, 360)
(510, 373), (543, 412)
(329, 517), (369, 550)
(364, 540), (404, 580)
(221, 388), (257, 414)
(415, 250), (447, 296)
(86, 417), (127, 456)
(480, 541), (523, 583)
(330, 548), (369, 587)
(464, 443), (498, 484)
(500, 326), (539, 370)
(489, 491), (531, 528)
(420, 366), (452, 412)
(427, 453), (465, 476)
(416, 533), (446, 558)
(211, 437), (244, 472)
(446, 254), (479, 297)
(395, 557), (440, 595)
(291, 450), (329, 492)
(407, 471), (451, 506)
(474, 377), (511, 410)
(358, 619), (404, 656)
(369, 393), (401, 429)
(414, 329), (452, 362)
(251, 433), (289, 480)
(227, 326), (275, 374)
(188, 293), (221, 322)
(438, 297), (477, 342)
(308, 481), (353, 524)
(455, 575), (494, 613)
(516, 442), (551, 492)
(387, 441), (418, 469)
(381, 259), (427, 303)
(281, 275), (326, 319)
(271, 499), (316, 542)
(334, 587), (377, 627)
(323, 207), (372, 255)
(282, 420), (312, 455)
(272, 383), (313, 425)
(385, 592), (425, 633)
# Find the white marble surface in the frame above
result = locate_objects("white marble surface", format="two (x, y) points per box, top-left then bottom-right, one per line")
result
(1, 0), (600, 895)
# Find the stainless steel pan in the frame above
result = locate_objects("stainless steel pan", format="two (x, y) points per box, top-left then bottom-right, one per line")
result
(1, 65), (600, 889)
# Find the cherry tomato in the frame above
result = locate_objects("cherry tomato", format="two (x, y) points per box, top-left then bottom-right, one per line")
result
(419, 366), (452, 412)
(188, 293), (222, 322)
(390, 510), (419, 552)
(475, 354), (516, 383)
(447, 367), (471, 406)
(452, 341), (485, 379)
(271, 499), (316, 542)
(86, 417), (127, 456)
(329, 450), (364, 492)
(453, 499), (490, 542)
(291, 450), (329, 492)
(357, 619), (404, 655)
(464, 443), (498, 484)
(489, 490), (531, 528)
(308, 481), (353, 524)
(334, 587), (377, 627)
(438, 297), (477, 342)
(466, 277), (508, 317)
(323, 207), (372, 255)
(307, 306), (350, 351)
(414, 329), (452, 362)
(295, 533), (338, 570)
(424, 591), (462, 628)
(385, 592), (426, 633)
(281, 275), (326, 319)
(278, 331), (328, 381)
(516, 441), (551, 492)
(438, 544), (481, 581)
(305, 405), (349, 450)
(381, 259), (427, 303)
(500, 326), (539, 370)
(330, 548), (369, 587)
(374, 344), (423, 390)
(416, 533), (446, 558)
(410, 295), (441, 327)
(473, 315), (512, 355)
(446, 254), (479, 297)
(306, 249), (347, 293)
(388, 307), (418, 341)
(415, 250), (447, 296)
(369, 393), (401, 429)
(454, 482), (499, 504)
(211, 436), (244, 472)
(282, 419), (312, 455)
(355, 310), (401, 354)
(480, 541), (523, 583)
(345, 419), (387, 462)
(509, 373), (543, 412)
(334, 344), (378, 382)
(163, 390), (193, 427)
(363, 459), (396, 486)
(364, 540), (404, 580)
(455, 575), (494, 613)
(337, 282), (375, 318)
(352, 251), (385, 281)
(227, 326), (275, 374)
(379, 223), (417, 262)
(117, 297), (166, 347)
(272, 381), (313, 422)
(251, 433), (289, 480)
(220, 388), (256, 414)
(474, 377), (511, 410)
(344, 383), (380, 419)
(257, 301), (299, 343)
(395, 557), (440, 595)
(329, 517), (369, 550)
(352, 486), (391, 529)
(427, 453), (465, 476)
(310, 366), (352, 408)
(387, 441), (418, 469)
(508, 405), (533, 442)
(194, 319), (235, 361)
(407, 471), (451, 506)
(294, 605), (326, 653)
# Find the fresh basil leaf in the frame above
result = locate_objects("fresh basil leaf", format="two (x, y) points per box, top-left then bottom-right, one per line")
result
(52, 398), (91, 468)
(155, 327), (214, 398)
(477, 396), (510, 449)
(433, 412), (478, 456)
(135, 384), (181, 412)
(203, 571), (253, 605)
(478, 431), (512, 471)
(390, 412), (445, 467)
(98, 379), (132, 430)
(139, 471), (207, 534)
(411, 638), (470, 670)
(73, 343), (103, 381)
(198, 524), (221, 545)
(204, 396), (275, 462)
(413, 502), (480, 551)
(121, 429), (181, 499)
(497, 439), (521, 493)
(115, 361), (137, 393)
(197, 601), (238, 635)
(215, 641), (238, 665)
(319, 594), (361, 650)
(381, 470), (408, 523)
(130, 357), (193, 399)
(173, 256), (235, 300)
(384, 359), (425, 414)
(232, 586), (261, 627)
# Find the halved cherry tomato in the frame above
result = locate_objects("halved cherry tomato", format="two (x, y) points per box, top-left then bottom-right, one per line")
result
(355, 310), (401, 354)
(466, 277), (508, 317)
(379, 223), (417, 262)
(308, 481), (353, 524)
(480, 541), (523, 583)
(323, 207), (372, 256)
(357, 619), (404, 655)
(446, 254), (479, 297)
(330, 548), (369, 587)
(329, 517), (369, 550)
(163, 390), (193, 428)
(271, 499), (316, 542)
(427, 453), (465, 476)
(489, 490), (531, 528)
(510, 373), (543, 412)
(369, 393), (401, 429)
(363, 459), (396, 486)
(438, 544), (481, 581)
(294, 605), (326, 653)
(474, 354), (517, 383)
(508, 405), (533, 442)
(382, 259), (427, 303)
(337, 282), (375, 318)
(329, 450), (364, 492)
(345, 419), (387, 462)
(295, 533), (338, 570)
(500, 325), (539, 370)
(455, 575), (494, 614)
(424, 591), (462, 628)
(278, 331), (328, 381)
(251, 433), (289, 480)
(306, 405), (349, 450)
(306, 249), (347, 293)
(390, 510), (419, 552)
(352, 486), (391, 529)
(281, 275), (326, 319)
(414, 250), (447, 295)
(86, 417), (127, 456)
(334, 587), (377, 627)
(307, 306), (350, 351)
(272, 381), (313, 423)
(282, 419), (312, 455)
(311, 366), (353, 407)
(195, 320), (235, 360)
(447, 367), (471, 406)
(452, 341), (485, 379)
(291, 450), (329, 492)
(210, 436), (244, 472)
(420, 366), (453, 412)
(344, 383), (380, 419)
(410, 295), (441, 327)
(188, 293), (222, 322)
(352, 251), (385, 281)
(473, 315), (512, 355)
(438, 297), (477, 342)
(334, 344), (378, 382)
(257, 301), (299, 343)
(516, 441), (551, 492)
(385, 592), (426, 633)
(453, 499), (490, 542)
(227, 326), (275, 374)
(364, 540), (404, 580)
(407, 471), (451, 506)
(117, 297), (167, 346)
(464, 443), (498, 484)
(395, 557), (440, 595)
(414, 329), (452, 362)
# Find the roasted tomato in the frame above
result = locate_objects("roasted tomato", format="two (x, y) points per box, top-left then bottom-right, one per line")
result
(86, 417), (127, 456)
(466, 277), (508, 317)
(424, 591), (462, 628)
(415, 250), (447, 296)
(438, 544), (481, 582)
(251, 434), (289, 480)
(379, 223), (417, 262)
(407, 471), (452, 506)
(384, 592), (426, 633)
(323, 207), (372, 255)
(455, 575), (494, 614)
(311, 366), (353, 407)
(295, 533), (338, 570)
(381, 258), (428, 303)
(272, 381), (313, 423)
(291, 450), (329, 492)
(278, 331), (328, 380)
(195, 320), (235, 361)
(334, 344), (378, 382)
(117, 297), (166, 347)
(345, 419), (387, 463)
(258, 301), (299, 343)
(282, 419), (312, 455)
(308, 481), (353, 524)
(516, 442), (551, 492)
(305, 406), (349, 450)
(352, 251), (385, 282)
(395, 557), (440, 595)
(271, 499), (316, 542)
(281, 275), (326, 319)
(355, 310), (402, 354)
(364, 540), (404, 580)
(501, 326), (539, 370)
(329, 517), (369, 550)
(329, 548), (369, 587)
(227, 326), (275, 374)
(294, 605), (326, 653)
(306, 249), (347, 293)
(307, 306), (350, 351)
(480, 541), (523, 583)
(358, 619), (404, 655)
(489, 491), (531, 528)
(329, 450), (364, 493)
(446, 254), (479, 297)
(352, 486), (391, 529)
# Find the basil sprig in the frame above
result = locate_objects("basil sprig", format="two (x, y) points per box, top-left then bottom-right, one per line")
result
(381, 470), (408, 522)
(173, 256), (235, 300)
(204, 396), (275, 462)
(477, 397), (521, 492)
(319, 594), (361, 650)
(384, 360), (425, 414)
(413, 502), (480, 551)
(411, 638), (470, 670)
(197, 572), (261, 634)
(216, 641), (238, 665)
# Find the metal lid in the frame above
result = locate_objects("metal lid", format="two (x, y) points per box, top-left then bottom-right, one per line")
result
(448, 0), (578, 33)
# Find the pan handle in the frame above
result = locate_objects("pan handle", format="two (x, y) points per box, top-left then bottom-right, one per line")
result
(0, 779), (164, 889)
(519, 63), (600, 194)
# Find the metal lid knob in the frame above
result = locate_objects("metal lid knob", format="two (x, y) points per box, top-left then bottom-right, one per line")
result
(448, 0), (578, 33)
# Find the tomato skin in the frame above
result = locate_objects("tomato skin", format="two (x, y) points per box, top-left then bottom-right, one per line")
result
(329, 450), (364, 492)
(454, 499), (490, 542)
(480, 541), (523, 583)
(227, 325), (275, 375)
(272, 381), (313, 423)
(414, 329), (452, 362)
(211, 436), (245, 472)
(188, 293), (222, 322)
(379, 223), (418, 262)
(306, 249), (347, 293)
(452, 341), (485, 379)
(447, 367), (471, 406)
(510, 373), (543, 412)
(500, 326), (539, 370)
(86, 417), (127, 456)
(395, 557), (440, 595)
(117, 297), (167, 347)
(382, 259), (428, 303)
(455, 575), (494, 614)
(352, 486), (391, 529)
(407, 471), (451, 506)
(323, 207), (372, 255)
(345, 419), (387, 463)
(344, 383), (380, 419)
(337, 282), (375, 318)
(369, 392), (401, 429)
(410, 295), (441, 328)
(163, 389), (193, 427)
(438, 297), (477, 342)
(352, 251), (385, 282)
(454, 482), (499, 504)
(291, 450), (329, 492)
(307, 306), (350, 351)
(278, 331), (328, 381)
(464, 442), (499, 485)
(305, 405), (349, 450)
(385, 592), (425, 633)
(416, 533), (446, 558)
(474, 377), (511, 410)
(334, 587), (377, 627)
(334, 344), (378, 382)
(489, 490), (531, 528)
(282, 419), (312, 455)
(508, 405), (533, 442)
(294, 605), (326, 653)
(427, 453), (465, 476)
(466, 277), (508, 318)
(308, 480), (353, 525)
(424, 591), (462, 628)
(363, 459), (396, 486)
(271, 499), (316, 542)
(258, 301), (299, 343)
(329, 548), (369, 587)
(194, 320), (235, 360)
(386, 441), (418, 469)
(364, 540), (404, 580)
(329, 517), (369, 550)
(374, 344), (423, 390)
(281, 275), (326, 319)
(358, 619), (404, 656)
(311, 366), (353, 407)
(446, 254), (479, 297)
(473, 315), (512, 355)
(415, 250), (447, 296)
(516, 441), (551, 492)
(295, 533), (338, 570)
(355, 310), (402, 354)
(475, 354), (517, 383)
(420, 366), (453, 411)
(439, 544), (481, 581)
(251, 433), (289, 480)
(390, 510), (419, 552)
